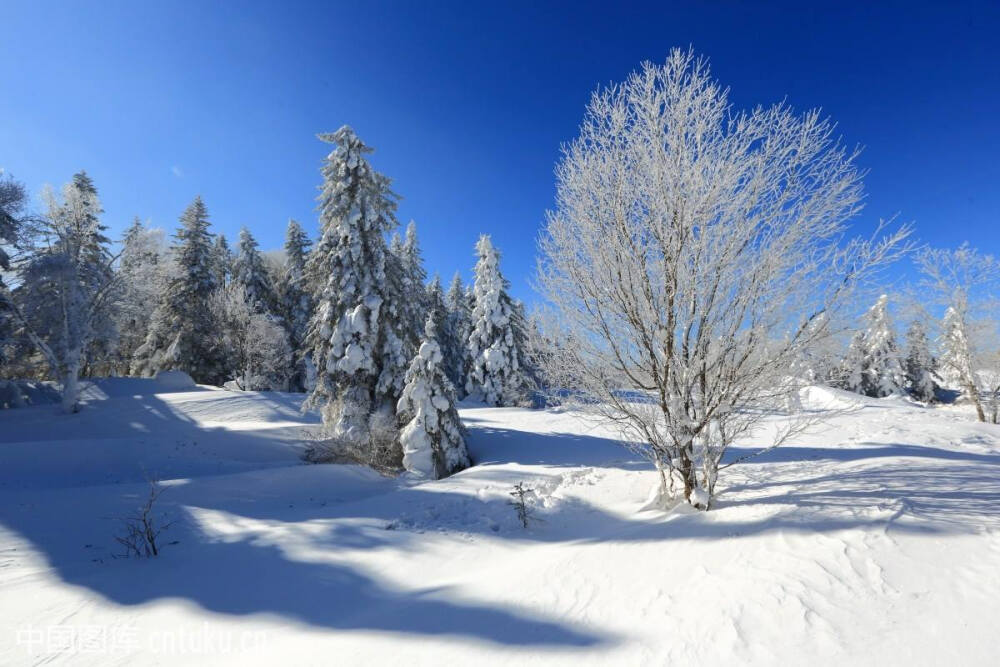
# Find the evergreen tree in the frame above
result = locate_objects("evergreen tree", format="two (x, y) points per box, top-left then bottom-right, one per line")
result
(397, 314), (470, 478)
(465, 235), (527, 406)
(399, 221), (427, 347)
(233, 227), (272, 313)
(939, 303), (973, 389)
(377, 233), (413, 403)
(16, 172), (117, 411)
(113, 218), (166, 374)
(425, 274), (448, 344)
(838, 331), (865, 393)
(212, 233), (233, 288)
(904, 318), (937, 402)
(134, 196), (225, 384)
(279, 219), (313, 391)
(443, 272), (471, 394)
(859, 295), (905, 397)
(303, 127), (399, 444)
(0, 175), (29, 370)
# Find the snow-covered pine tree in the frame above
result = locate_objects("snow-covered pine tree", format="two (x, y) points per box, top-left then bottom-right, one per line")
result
(113, 218), (167, 375)
(859, 295), (905, 397)
(400, 221), (428, 346)
(465, 235), (527, 406)
(397, 313), (470, 478)
(303, 127), (400, 445)
(837, 331), (865, 394)
(233, 227), (273, 313)
(212, 233), (233, 288)
(0, 175), (29, 371)
(903, 318), (937, 402)
(443, 272), (471, 395)
(425, 274), (448, 344)
(15, 172), (118, 411)
(938, 303), (976, 392)
(133, 196), (226, 385)
(375, 232), (413, 404)
(279, 219), (313, 391)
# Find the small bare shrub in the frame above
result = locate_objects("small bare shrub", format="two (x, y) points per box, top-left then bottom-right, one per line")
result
(115, 478), (173, 558)
(508, 482), (538, 529)
(303, 410), (403, 475)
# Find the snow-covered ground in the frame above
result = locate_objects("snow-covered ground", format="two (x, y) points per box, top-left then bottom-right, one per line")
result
(1, 380), (998, 665)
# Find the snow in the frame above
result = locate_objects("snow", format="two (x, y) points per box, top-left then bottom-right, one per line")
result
(2, 379), (999, 665)
(153, 369), (196, 390)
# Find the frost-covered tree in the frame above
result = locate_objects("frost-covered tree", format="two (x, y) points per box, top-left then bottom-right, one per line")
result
(113, 218), (167, 375)
(133, 196), (226, 384)
(212, 233), (233, 288)
(303, 127), (400, 445)
(233, 227), (272, 313)
(210, 284), (292, 390)
(537, 49), (910, 509)
(465, 235), (527, 406)
(277, 219), (313, 391)
(397, 314), (470, 478)
(13, 172), (119, 412)
(857, 295), (905, 397)
(903, 318), (936, 402)
(443, 272), (471, 394)
(916, 245), (1000, 422)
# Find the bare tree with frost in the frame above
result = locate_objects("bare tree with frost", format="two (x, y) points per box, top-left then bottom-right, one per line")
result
(916, 244), (1000, 422)
(537, 49), (909, 509)
(11, 172), (120, 412)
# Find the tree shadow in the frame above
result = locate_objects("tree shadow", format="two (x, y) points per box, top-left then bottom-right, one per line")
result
(0, 394), (617, 648)
(3, 396), (1000, 648)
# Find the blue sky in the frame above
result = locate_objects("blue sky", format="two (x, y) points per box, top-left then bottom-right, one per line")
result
(2, 1), (998, 301)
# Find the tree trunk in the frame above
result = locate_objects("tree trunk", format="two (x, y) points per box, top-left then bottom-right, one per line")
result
(967, 381), (986, 422)
(61, 358), (81, 414)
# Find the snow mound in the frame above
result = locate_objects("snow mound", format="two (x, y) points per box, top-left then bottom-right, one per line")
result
(799, 384), (865, 411)
(154, 369), (197, 390)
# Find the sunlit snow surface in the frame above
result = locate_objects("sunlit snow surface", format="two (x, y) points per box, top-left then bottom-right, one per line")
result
(0, 379), (998, 665)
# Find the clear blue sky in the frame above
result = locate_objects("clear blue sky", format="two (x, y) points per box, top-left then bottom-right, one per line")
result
(2, 1), (998, 301)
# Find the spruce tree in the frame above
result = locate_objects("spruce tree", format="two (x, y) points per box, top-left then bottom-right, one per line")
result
(859, 295), (905, 397)
(280, 219), (313, 391)
(939, 304), (972, 389)
(212, 233), (233, 288)
(304, 127), (399, 443)
(839, 331), (865, 394)
(425, 274), (448, 345)
(114, 218), (166, 374)
(465, 235), (527, 406)
(233, 227), (272, 313)
(443, 272), (471, 395)
(0, 175), (28, 370)
(397, 314), (470, 478)
(135, 196), (225, 384)
(904, 318), (936, 402)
